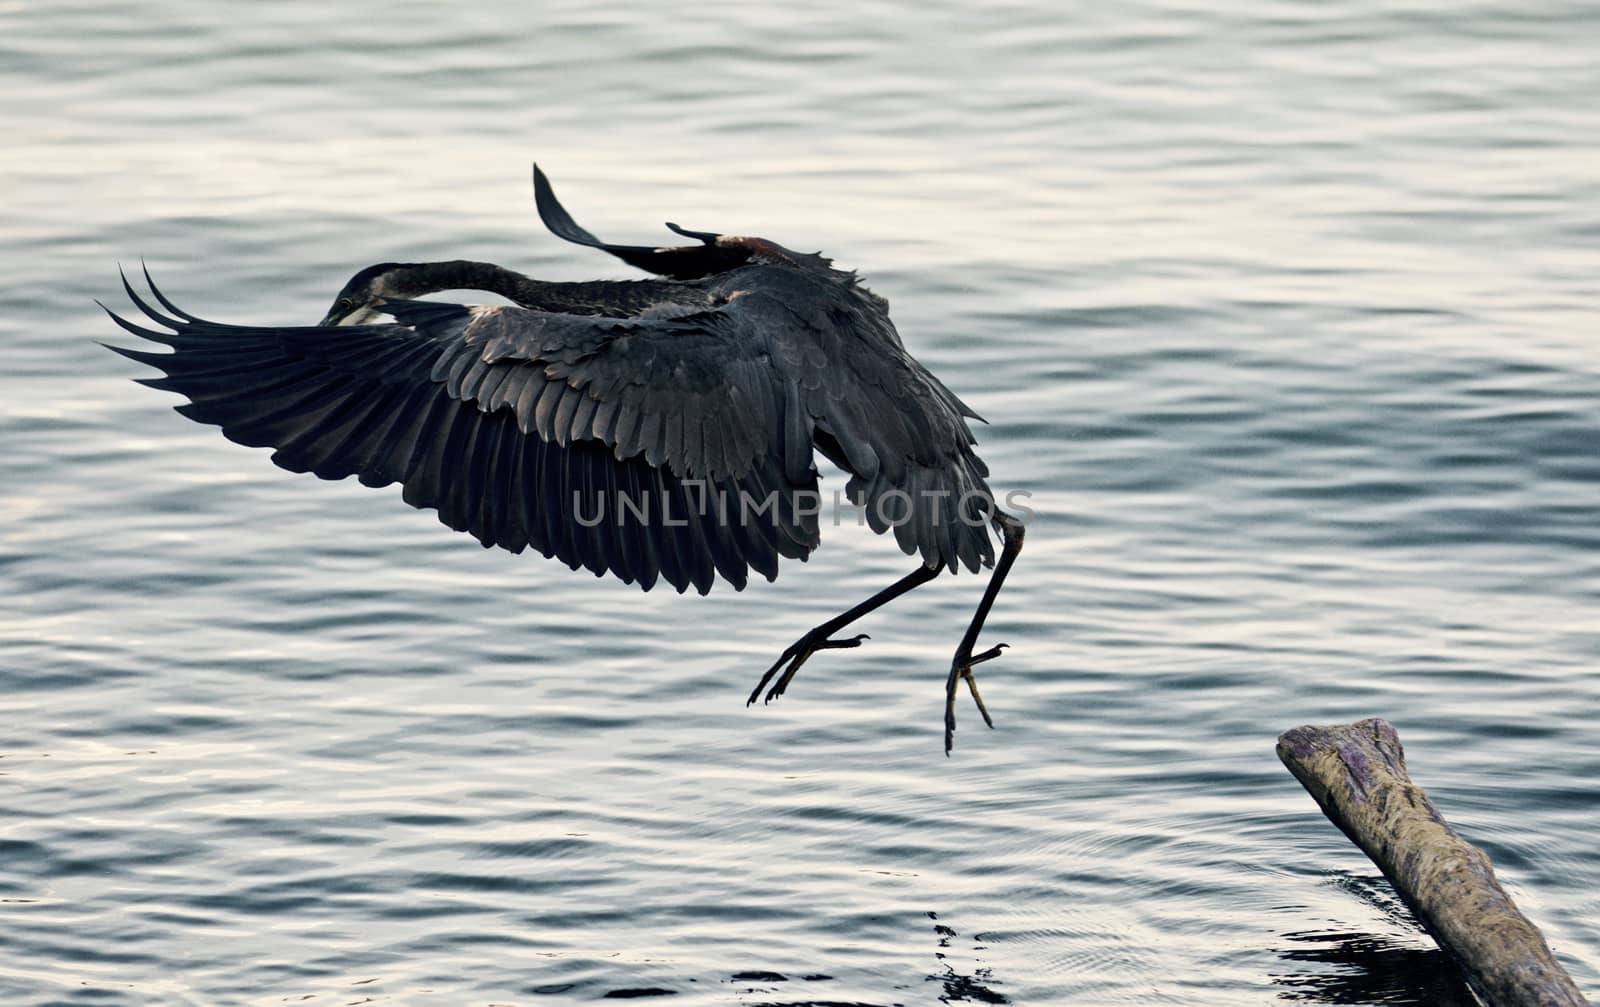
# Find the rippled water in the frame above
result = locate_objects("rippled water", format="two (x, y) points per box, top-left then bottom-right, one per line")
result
(4, 2), (1598, 1004)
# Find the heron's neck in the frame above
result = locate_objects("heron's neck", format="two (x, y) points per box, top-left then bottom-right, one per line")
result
(390, 260), (534, 303)
(388, 260), (699, 316)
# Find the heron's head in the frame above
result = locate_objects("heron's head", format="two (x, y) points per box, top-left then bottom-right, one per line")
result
(318, 262), (410, 326)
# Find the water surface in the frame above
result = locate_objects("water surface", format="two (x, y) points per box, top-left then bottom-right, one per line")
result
(3, 2), (1597, 1004)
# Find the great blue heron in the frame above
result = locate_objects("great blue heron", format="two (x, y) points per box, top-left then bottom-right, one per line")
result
(103, 166), (1026, 753)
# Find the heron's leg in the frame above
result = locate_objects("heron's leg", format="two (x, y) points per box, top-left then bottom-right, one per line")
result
(945, 509), (1026, 754)
(748, 563), (941, 706)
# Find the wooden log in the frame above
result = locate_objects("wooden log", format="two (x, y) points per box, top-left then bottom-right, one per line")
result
(1277, 718), (1589, 1007)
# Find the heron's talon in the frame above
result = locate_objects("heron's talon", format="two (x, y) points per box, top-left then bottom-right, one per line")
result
(819, 633), (869, 651)
(944, 641), (1008, 752)
(969, 642), (1008, 666)
(750, 630), (872, 707)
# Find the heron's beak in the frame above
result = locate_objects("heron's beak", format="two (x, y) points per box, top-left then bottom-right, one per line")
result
(317, 302), (382, 327)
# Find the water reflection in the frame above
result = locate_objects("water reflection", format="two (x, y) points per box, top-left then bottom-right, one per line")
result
(1272, 929), (1475, 1005)
(927, 911), (1009, 1005)
(1272, 875), (1475, 1005)
(726, 912), (1008, 1006)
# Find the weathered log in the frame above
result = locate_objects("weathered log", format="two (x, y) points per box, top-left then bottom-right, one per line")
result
(1277, 718), (1589, 1007)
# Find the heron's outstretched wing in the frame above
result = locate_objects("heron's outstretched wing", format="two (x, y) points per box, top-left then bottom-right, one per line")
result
(103, 274), (820, 594)
(534, 165), (753, 281)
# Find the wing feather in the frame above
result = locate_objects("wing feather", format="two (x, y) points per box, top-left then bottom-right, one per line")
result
(105, 284), (816, 593)
(108, 237), (997, 582)
(567, 391), (598, 449)
(713, 273), (997, 573)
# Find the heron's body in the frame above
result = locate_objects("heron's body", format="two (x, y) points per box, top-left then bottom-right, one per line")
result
(105, 166), (1024, 752)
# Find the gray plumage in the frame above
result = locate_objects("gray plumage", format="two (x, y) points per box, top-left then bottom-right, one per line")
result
(104, 166), (1024, 752)
(105, 174), (996, 595)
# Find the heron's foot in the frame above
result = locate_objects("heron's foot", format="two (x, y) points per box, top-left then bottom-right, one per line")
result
(747, 630), (870, 706)
(944, 642), (1008, 754)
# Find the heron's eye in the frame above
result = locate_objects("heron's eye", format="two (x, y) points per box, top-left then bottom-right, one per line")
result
(338, 297), (355, 309)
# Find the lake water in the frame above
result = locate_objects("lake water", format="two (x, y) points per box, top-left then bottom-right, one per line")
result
(4, 2), (1597, 1004)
